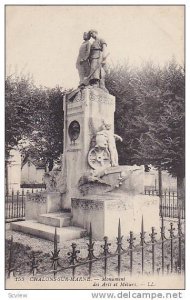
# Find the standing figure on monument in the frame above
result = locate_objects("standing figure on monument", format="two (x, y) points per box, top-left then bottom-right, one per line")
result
(89, 29), (108, 90)
(76, 32), (91, 85)
(103, 122), (123, 167)
(93, 121), (123, 167)
(95, 125), (108, 149)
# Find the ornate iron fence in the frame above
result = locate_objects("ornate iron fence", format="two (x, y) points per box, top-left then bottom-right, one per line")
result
(144, 187), (185, 219)
(6, 216), (184, 279)
(5, 190), (26, 222)
(5, 188), (46, 222)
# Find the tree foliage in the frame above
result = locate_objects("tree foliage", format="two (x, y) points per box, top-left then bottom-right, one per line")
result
(5, 75), (64, 170)
(5, 74), (34, 155)
(106, 59), (185, 179)
(22, 86), (64, 170)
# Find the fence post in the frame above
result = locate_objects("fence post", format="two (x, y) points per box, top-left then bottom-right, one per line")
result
(160, 215), (165, 274)
(87, 223), (95, 278)
(31, 253), (38, 276)
(168, 190), (171, 217)
(116, 219), (123, 277)
(21, 189), (24, 218)
(8, 235), (14, 278)
(177, 213), (182, 272)
(168, 223), (175, 273)
(127, 231), (136, 275)
(16, 190), (19, 218)
(140, 216), (146, 274)
(150, 227), (157, 274)
(51, 228), (60, 278)
(68, 243), (80, 279)
(5, 191), (8, 219)
(167, 264), (170, 274)
(11, 190), (14, 219)
(175, 261), (178, 273)
(172, 192), (175, 218)
(101, 237), (111, 279)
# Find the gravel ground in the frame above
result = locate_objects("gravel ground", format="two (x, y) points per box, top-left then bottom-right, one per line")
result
(5, 218), (185, 279)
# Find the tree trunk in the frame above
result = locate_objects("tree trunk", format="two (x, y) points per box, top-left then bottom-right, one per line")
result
(177, 176), (185, 209)
(158, 167), (162, 201)
(5, 159), (9, 194)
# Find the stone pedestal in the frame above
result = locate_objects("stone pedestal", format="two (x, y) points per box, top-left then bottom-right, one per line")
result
(12, 191), (87, 242)
(25, 191), (61, 221)
(72, 193), (160, 240)
(71, 163), (159, 240)
(63, 87), (115, 209)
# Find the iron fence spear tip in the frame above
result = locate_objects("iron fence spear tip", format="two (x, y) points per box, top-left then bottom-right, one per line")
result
(89, 222), (92, 238)
(141, 215), (144, 233)
(118, 218), (121, 237)
(161, 214), (164, 226)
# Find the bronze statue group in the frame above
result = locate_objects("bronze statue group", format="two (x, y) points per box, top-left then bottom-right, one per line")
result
(76, 29), (108, 91)
(76, 29), (123, 168)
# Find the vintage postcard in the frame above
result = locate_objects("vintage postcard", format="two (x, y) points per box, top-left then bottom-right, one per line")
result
(4, 5), (185, 292)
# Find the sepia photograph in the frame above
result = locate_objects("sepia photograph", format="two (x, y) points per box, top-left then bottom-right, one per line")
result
(4, 4), (185, 291)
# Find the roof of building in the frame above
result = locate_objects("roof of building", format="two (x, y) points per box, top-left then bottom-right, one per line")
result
(21, 155), (46, 169)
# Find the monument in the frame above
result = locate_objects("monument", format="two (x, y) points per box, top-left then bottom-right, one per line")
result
(62, 29), (160, 238)
(11, 29), (160, 241)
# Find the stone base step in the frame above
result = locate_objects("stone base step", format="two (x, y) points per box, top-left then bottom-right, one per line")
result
(38, 212), (72, 227)
(11, 220), (87, 242)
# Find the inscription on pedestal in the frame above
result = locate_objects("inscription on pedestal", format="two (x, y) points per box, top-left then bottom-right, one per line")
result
(106, 200), (133, 210)
(72, 198), (104, 210)
(27, 192), (47, 203)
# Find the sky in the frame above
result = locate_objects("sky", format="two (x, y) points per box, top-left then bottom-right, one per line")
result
(6, 5), (184, 89)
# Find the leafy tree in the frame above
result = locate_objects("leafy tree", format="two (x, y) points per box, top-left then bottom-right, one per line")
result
(5, 74), (35, 156)
(106, 63), (138, 165)
(106, 59), (185, 200)
(5, 74), (36, 192)
(5, 75), (65, 171)
(22, 86), (64, 170)
(131, 61), (185, 175)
